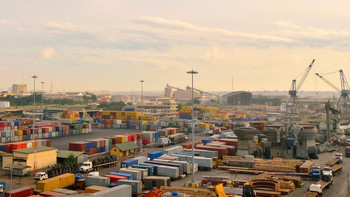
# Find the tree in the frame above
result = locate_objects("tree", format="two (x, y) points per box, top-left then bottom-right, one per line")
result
(65, 153), (77, 165)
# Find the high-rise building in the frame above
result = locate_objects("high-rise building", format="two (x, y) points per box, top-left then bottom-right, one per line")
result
(12, 84), (27, 94)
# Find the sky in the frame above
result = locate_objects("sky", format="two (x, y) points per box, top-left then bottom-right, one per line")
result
(1, 0), (350, 93)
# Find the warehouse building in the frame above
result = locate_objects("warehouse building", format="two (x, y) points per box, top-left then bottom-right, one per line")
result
(221, 91), (252, 105)
(2, 146), (57, 172)
(110, 142), (138, 157)
(12, 84), (27, 94)
(57, 150), (88, 165)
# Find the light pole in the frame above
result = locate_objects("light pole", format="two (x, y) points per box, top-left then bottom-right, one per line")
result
(41, 81), (45, 120)
(140, 80), (144, 132)
(31, 75), (38, 177)
(187, 69), (198, 184)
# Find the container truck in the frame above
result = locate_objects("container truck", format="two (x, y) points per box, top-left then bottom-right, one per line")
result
(169, 133), (187, 144)
(80, 156), (119, 172)
(308, 167), (333, 196)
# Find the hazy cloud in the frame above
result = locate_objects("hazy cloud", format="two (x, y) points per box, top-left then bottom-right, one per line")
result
(42, 47), (56, 59)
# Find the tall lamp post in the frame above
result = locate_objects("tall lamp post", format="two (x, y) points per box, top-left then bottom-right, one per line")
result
(186, 69), (198, 185)
(140, 80), (144, 132)
(41, 81), (45, 120)
(31, 75), (38, 177)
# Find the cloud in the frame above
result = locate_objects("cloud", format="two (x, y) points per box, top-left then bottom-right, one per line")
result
(42, 47), (56, 59)
(0, 19), (24, 31)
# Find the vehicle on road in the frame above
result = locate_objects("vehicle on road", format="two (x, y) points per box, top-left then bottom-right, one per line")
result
(308, 166), (333, 196)
(34, 172), (49, 181)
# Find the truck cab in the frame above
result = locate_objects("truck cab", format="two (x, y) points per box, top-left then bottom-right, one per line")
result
(311, 166), (321, 180)
(335, 153), (343, 163)
(80, 161), (93, 172)
(34, 172), (48, 181)
(321, 167), (333, 182)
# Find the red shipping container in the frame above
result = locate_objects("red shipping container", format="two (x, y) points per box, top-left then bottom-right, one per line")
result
(182, 141), (201, 149)
(0, 127), (4, 131)
(40, 191), (66, 196)
(158, 156), (177, 161)
(143, 139), (150, 145)
(21, 143), (27, 149)
(5, 186), (34, 197)
(89, 148), (97, 155)
(0, 121), (8, 127)
(195, 144), (227, 159)
(69, 142), (86, 152)
(215, 139), (238, 147)
(104, 174), (128, 183)
(5, 144), (11, 153)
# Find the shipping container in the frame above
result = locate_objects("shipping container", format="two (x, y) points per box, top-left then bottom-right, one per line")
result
(143, 176), (171, 190)
(127, 167), (148, 180)
(104, 174), (128, 183)
(148, 151), (163, 160)
(156, 165), (179, 179)
(86, 176), (111, 187)
(162, 146), (183, 155)
(116, 180), (142, 194)
(132, 156), (148, 164)
(85, 185), (109, 193)
(145, 161), (184, 175)
(121, 159), (138, 168)
(183, 148), (219, 158)
(92, 184), (132, 197)
(5, 186), (34, 197)
(132, 165), (154, 176)
(40, 191), (66, 196)
(108, 172), (134, 180)
(51, 188), (78, 195)
(119, 169), (142, 181)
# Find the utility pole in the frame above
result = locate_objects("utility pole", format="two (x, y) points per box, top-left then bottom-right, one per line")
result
(31, 75), (38, 177)
(186, 69), (198, 186)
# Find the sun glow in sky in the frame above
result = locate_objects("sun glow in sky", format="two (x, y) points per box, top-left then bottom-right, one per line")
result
(1, 0), (350, 92)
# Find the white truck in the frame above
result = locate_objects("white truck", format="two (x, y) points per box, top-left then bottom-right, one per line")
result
(80, 161), (94, 173)
(335, 153), (343, 163)
(34, 172), (49, 181)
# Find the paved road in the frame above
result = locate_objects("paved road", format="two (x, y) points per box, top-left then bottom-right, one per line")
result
(2, 128), (350, 196)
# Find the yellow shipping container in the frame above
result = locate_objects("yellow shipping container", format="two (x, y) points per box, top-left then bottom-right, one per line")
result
(36, 177), (60, 192)
(57, 173), (75, 188)
(18, 136), (23, 141)
(15, 130), (23, 136)
(82, 129), (86, 133)
(102, 111), (110, 116)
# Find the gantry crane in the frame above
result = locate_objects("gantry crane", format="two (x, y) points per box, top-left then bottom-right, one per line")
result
(315, 69), (350, 107)
(287, 59), (315, 120)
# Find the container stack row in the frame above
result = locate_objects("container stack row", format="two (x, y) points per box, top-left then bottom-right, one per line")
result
(0, 120), (91, 143)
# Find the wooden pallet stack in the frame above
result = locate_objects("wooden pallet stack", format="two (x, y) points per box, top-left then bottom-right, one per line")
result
(160, 186), (217, 197)
(254, 159), (302, 172)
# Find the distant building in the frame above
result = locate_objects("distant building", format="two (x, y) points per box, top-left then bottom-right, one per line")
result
(221, 91), (252, 105)
(110, 142), (138, 157)
(12, 84), (27, 94)
(136, 98), (178, 118)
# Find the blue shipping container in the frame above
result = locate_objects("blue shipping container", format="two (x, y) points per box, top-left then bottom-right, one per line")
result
(121, 159), (138, 168)
(139, 163), (159, 175)
(202, 139), (211, 145)
(0, 182), (5, 189)
(0, 144), (6, 152)
(148, 151), (163, 160)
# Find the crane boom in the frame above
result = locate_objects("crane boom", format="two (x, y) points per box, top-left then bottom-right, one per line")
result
(296, 59), (315, 91)
(315, 73), (341, 91)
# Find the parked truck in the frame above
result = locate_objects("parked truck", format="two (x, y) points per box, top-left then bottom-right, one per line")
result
(80, 156), (119, 172)
(345, 146), (350, 157)
(169, 133), (188, 144)
(308, 167), (333, 196)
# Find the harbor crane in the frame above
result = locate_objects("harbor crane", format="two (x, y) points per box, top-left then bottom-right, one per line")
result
(315, 69), (350, 107)
(287, 59), (315, 120)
